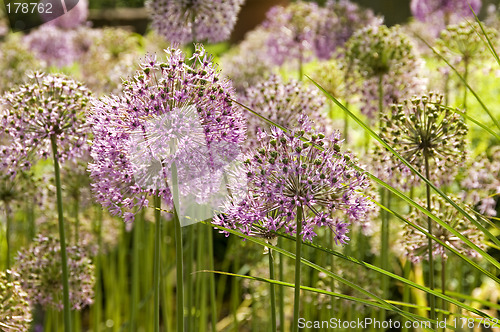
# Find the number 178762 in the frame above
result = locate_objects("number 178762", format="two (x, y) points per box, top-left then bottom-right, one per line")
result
(5, 2), (53, 14)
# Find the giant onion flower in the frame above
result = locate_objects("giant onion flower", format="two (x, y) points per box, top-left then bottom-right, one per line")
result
(0, 271), (32, 332)
(88, 45), (246, 222)
(146, 0), (244, 44)
(214, 115), (372, 243)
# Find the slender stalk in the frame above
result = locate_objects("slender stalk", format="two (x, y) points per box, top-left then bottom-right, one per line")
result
(402, 259), (411, 332)
(207, 227), (218, 332)
(463, 59), (469, 110)
(343, 105), (349, 144)
(278, 237), (285, 330)
(292, 205), (303, 332)
(130, 210), (142, 332)
(171, 163), (185, 332)
(153, 195), (162, 332)
(92, 207), (103, 332)
(4, 202), (11, 273)
(441, 257), (446, 332)
(268, 249), (277, 332)
(380, 188), (390, 323)
(50, 134), (72, 332)
(185, 224), (194, 331)
(73, 194), (80, 244)
(424, 151), (436, 324)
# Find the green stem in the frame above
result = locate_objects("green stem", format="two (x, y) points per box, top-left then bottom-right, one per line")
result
(5, 202), (11, 273)
(402, 259), (411, 332)
(441, 258), (446, 332)
(50, 134), (72, 332)
(380, 188), (389, 322)
(92, 207), (102, 332)
(463, 59), (469, 110)
(278, 237), (285, 330)
(378, 74), (384, 118)
(298, 44), (303, 81)
(171, 164), (185, 332)
(153, 195), (162, 332)
(130, 210), (142, 332)
(268, 249), (277, 332)
(343, 103), (349, 144)
(73, 194), (80, 244)
(424, 151), (436, 325)
(185, 225), (194, 331)
(292, 205), (303, 332)
(207, 227), (218, 332)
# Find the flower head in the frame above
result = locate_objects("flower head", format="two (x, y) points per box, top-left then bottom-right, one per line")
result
(1, 73), (91, 169)
(378, 93), (467, 186)
(146, 0), (244, 44)
(461, 147), (500, 217)
(0, 271), (32, 332)
(411, 0), (481, 34)
(220, 27), (274, 94)
(89, 45), (246, 222)
(263, 1), (323, 66)
(13, 235), (95, 310)
(214, 116), (372, 243)
(402, 195), (485, 262)
(240, 74), (328, 149)
(314, 0), (382, 60)
(345, 25), (426, 118)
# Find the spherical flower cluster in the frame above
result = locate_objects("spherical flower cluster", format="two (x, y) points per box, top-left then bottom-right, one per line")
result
(345, 25), (426, 118)
(88, 45), (246, 222)
(23, 25), (84, 67)
(42, 0), (89, 29)
(0, 271), (32, 332)
(240, 74), (328, 149)
(461, 147), (500, 217)
(436, 22), (496, 72)
(146, 0), (244, 44)
(0, 33), (42, 93)
(402, 195), (486, 262)
(220, 27), (274, 94)
(79, 27), (143, 95)
(411, 0), (481, 34)
(214, 116), (373, 243)
(263, 1), (323, 66)
(314, 0), (382, 60)
(13, 235), (95, 310)
(1, 73), (91, 169)
(379, 93), (467, 186)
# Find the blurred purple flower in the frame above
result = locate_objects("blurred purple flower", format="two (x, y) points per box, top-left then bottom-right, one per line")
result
(214, 115), (373, 243)
(411, 0), (481, 34)
(239, 74), (329, 150)
(13, 235), (95, 310)
(146, 0), (244, 44)
(314, 0), (382, 60)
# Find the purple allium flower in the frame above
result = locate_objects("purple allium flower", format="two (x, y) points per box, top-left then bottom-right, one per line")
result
(146, 0), (244, 44)
(411, 0), (481, 34)
(220, 27), (274, 94)
(379, 93), (467, 186)
(239, 74), (329, 150)
(1, 72), (91, 169)
(13, 235), (95, 310)
(88, 45), (246, 222)
(0, 271), (32, 332)
(345, 25), (426, 119)
(263, 1), (323, 66)
(402, 195), (485, 262)
(41, 0), (89, 29)
(461, 147), (500, 217)
(214, 115), (373, 243)
(314, 0), (382, 60)
(23, 25), (83, 67)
